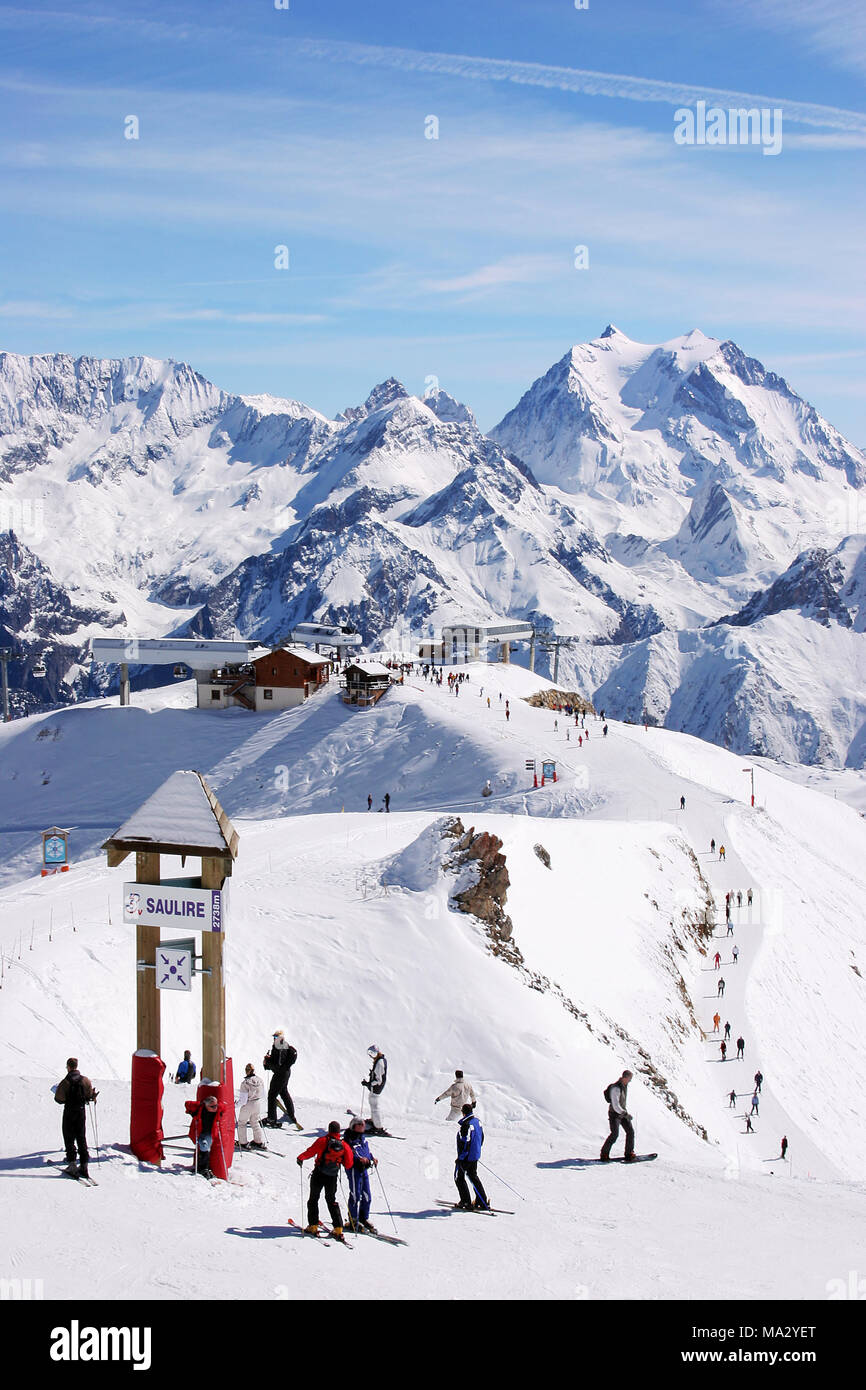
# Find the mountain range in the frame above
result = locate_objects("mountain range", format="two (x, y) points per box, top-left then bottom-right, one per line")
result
(1, 326), (865, 766)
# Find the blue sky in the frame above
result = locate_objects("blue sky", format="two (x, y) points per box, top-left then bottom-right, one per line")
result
(0, 0), (864, 437)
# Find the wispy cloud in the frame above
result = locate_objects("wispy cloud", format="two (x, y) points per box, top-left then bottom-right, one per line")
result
(726, 0), (866, 80)
(289, 37), (866, 135)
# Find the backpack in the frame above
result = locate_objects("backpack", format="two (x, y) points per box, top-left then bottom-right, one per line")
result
(263, 1053), (273, 1072)
(318, 1136), (346, 1177)
(603, 1082), (617, 1104)
(285, 1045), (298, 1069)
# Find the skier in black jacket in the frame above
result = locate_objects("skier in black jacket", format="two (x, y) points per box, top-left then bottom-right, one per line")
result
(262, 1030), (301, 1129)
(54, 1057), (97, 1179)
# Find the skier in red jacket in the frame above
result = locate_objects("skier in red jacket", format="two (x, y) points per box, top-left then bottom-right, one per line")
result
(185, 1095), (228, 1179)
(297, 1122), (354, 1238)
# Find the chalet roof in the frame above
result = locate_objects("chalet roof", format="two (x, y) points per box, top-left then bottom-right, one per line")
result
(345, 661), (392, 678)
(253, 646), (331, 668)
(102, 770), (238, 865)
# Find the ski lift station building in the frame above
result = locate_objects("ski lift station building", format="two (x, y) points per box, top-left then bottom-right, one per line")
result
(420, 621), (536, 665)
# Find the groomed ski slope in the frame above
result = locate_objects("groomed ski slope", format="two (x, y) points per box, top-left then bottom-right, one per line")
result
(1, 661), (865, 1299)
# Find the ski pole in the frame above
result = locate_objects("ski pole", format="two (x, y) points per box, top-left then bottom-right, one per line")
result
(374, 1160), (399, 1238)
(478, 1160), (525, 1201)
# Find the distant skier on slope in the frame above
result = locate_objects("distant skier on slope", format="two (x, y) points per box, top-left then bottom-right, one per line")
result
(680, 795), (686, 810)
(54, 1057), (98, 1181)
(600, 1070), (636, 1163)
(781, 1135), (788, 1160)
(736, 1036), (745, 1059)
(747, 889), (753, 908)
(367, 794), (372, 811)
(710, 839), (716, 854)
(724, 1021), (731, 1040)
(719, 845), (726, 861)
(362, 1044), (390, 1136)
(728, 1088), (738, 1108)
(720, 1040), (727, 1061)
(712, 1012), (721, 1032)
(714, 951), (722, 970)
(384, 793), (391, 812)
(732, 945), (740, 964)
(750, 1092), (760, 1116)
(453, 1104), (491, 1209)
(754, 1070), (763, 1093)
(435, 1070), (477, 1121)
(717, 977), (726, 997)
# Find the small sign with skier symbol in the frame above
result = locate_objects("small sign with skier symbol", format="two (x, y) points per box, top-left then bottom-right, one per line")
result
(157, 946), (192, 992)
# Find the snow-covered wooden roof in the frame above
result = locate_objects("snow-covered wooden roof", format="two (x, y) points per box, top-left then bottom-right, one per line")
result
(102, 770), (238, 865)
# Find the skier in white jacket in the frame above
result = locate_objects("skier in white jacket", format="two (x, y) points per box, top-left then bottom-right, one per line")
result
(435, 1070), (477, 1121)
(237, 1063), (266, 1148)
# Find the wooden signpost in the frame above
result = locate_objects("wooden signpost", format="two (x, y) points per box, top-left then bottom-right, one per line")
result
(102, 770), (239, 1168)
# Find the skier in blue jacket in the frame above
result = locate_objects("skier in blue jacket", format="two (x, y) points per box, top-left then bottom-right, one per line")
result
(343, 1116), (379, 1234)
(454, 1104), (490, 1211)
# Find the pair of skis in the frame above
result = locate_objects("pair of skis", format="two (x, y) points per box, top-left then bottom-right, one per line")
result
(58, 1165), (98, 1187)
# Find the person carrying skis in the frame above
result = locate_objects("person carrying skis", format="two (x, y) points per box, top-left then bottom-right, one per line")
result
(54, 1057), (97, 1180)
(600, 1070), (636, 1162)
(262, 1030), (302, 1130)
(435, 1070), (477, 1121)
(297, 1121), (354, 1238)
(237, 1062), (266, 1149)
(185, 1093), (227, 1179)
(174, 1050), (196, 1084)
(736, 1036), (745, 1060)
(362, 1044), (389, 1136)
(454, 1104), (490, 1209)
(343, 1116), (378, 1234)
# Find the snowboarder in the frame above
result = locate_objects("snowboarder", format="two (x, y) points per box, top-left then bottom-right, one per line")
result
(732, 945), (740, 964)
(384, 793), (391, 812)
(680, 795), (686, 810)
(728, 1088), (738, 1108)
(54, 1057), (97, 1180)
(781, 1135), (788, 1160)
(343, 1116), (378, 1233)
(720, 1040), (727, 1061)
(717, 977), (726, 997)
(600, 1070), (636, 1162)
(736, 1036), (745, 1059)
(714, 951), (722, 970)
(754, 1070), (763, 1093)
(435, 1070), (477, 1121)
(362, 1044), (389, 1136)
(174, 1050), (196, 1084)
(237, 1062), (266, 1149)
(454, 1104), (490, 1209)
(719, 845), (726, 861)
(185, 1093), (226, 1179)
(367, 794), (372, 811)
(262, 1030), (302, 1130)
(297, 1121), (353, 1238)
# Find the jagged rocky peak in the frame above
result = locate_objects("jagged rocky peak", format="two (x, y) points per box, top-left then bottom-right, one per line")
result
(422, 387), (477, 428)
(338, 378), (409, 422)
